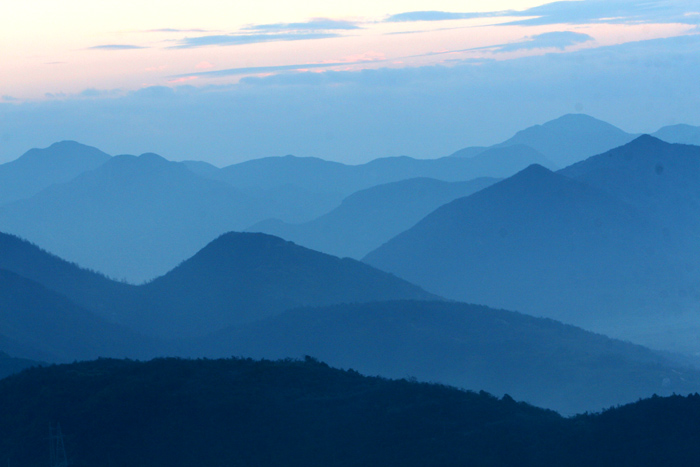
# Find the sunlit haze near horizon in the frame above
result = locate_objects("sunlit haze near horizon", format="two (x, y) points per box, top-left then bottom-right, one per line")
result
(1, 0), (699, 164)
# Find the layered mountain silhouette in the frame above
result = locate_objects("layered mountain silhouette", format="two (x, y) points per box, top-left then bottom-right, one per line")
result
(363, 157), (698, 350)
(0, 229), (436, 342)
(121, 232), (438, 339)
(0, 153), (282, 282)
(203, 150), (553, 199)
(0, 140), (110, 206)
(248, 177), (498, 259)
(5, 225), (696, 413)
(195, 300), (700, 415)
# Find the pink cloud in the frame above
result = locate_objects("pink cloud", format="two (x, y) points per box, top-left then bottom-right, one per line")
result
(167, 76), (198, 84)
(195, 61), (215, 69)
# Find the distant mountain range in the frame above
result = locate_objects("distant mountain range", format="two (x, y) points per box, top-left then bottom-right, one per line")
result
(248, 177), (498, 259)
(450, 113), (700, 167)
(0, 140), (110, 206)
(0, 152), (280, 282)
(365, 136), (700, 353)
(0, 115), (696, 281)
(203, 146), (554, 197)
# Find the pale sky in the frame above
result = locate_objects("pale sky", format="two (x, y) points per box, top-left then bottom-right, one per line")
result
(1, 0), (699, 164)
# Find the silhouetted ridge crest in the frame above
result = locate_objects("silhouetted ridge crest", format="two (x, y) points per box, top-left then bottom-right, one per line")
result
(133, 232), (437, 338)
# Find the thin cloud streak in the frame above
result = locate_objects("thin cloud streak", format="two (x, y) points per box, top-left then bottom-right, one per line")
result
(145, 28), (208, 33)
(385, 10), (508, 22)
(171, 32), (341, 48)
(171, 59), (386, 79)
(88, 44), (147, 50)
(386, 1), (700, 27)
(494, 31), (594, 52)
(245, 18), (361, 31)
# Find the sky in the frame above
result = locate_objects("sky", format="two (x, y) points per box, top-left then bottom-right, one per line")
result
(1, 0), (699, 165)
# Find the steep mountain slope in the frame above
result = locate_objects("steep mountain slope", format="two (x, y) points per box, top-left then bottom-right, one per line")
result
(123, 232), (438, 339)
(363, 164), (688, 343)
(0, 269), (156, 362)
(494, 114), (636, 167)
(0, 153), (279, 283)
(3, 358), (700, 467)
(248, 177), (498, 259)
(0, 140), (110, 205)
(195, 300), (700, 415)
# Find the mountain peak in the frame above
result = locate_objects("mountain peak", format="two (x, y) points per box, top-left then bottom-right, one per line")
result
(498, 114), (635, 167)
(624, 134), (668, 148)
(546, 113), (607, 126)
(506, 163), (556, 183)
(138, 152), (169, 163)
(47, 140), (88, 150)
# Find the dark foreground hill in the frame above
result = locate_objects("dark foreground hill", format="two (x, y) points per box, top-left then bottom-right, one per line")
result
(2, 357), (700, 467)
(193, 300), (700, 415)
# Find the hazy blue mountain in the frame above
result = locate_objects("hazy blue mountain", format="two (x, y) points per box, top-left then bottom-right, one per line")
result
(652, 123), (700, 146)
(4, 358), (700, 466)
(211, 150), (553, 198)
(493, 114), (636, 167)
(0, 230), (436, 342)
(0, 153), (281, 283)
(179, 159), (221, 178)
(195, 300), (700, 414)
(363, 163), (696, 350)
(121, 232), (438, 339)
(0, 140), (110, 206)
(461, 144), (557, 168)
(0, 269), (156, 362)
(248, 177), (498, 259)
(185, 158), (346, 223)
(561, 135), (700, 234)
(448, 145), (488, 158)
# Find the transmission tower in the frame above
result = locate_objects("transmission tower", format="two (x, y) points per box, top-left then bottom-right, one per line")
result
(49, 423), (69, 467)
